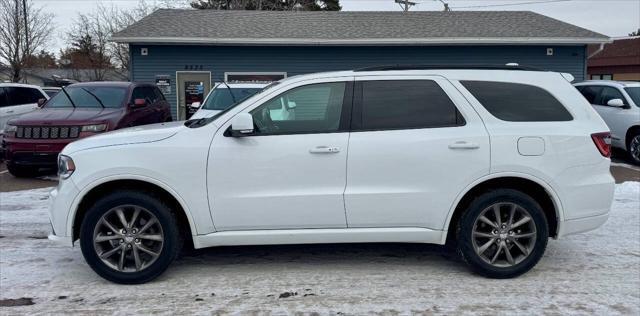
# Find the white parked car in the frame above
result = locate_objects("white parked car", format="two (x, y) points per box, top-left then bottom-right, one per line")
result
(48, 66), (615, 284)
(574, 81), (640, 164)
(0, 83), (48, 135)
(188, 82), (268, 119)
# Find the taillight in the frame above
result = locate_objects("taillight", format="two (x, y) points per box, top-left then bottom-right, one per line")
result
(591, 132), (611, 157)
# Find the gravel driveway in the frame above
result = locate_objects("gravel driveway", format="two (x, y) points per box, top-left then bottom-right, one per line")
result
(1, 183), (638, 315)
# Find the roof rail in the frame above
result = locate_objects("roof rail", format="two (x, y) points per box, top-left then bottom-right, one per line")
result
(353, 64), (544, 72)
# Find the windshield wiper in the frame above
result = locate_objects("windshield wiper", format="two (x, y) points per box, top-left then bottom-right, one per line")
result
(218, 81), (237, 104)
(60, 86), (76, 108)
(81, 88), (105, 108)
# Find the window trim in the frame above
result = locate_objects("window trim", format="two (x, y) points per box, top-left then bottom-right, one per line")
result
(224, 72), (287, 83)
(351, 79), (467, 132)
(224, 81), (354, 137)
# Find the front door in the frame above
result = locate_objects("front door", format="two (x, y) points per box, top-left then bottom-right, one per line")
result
(344, 76), (490, 230)
(208, 79), (353, 231)
(176, 72), (211, 120)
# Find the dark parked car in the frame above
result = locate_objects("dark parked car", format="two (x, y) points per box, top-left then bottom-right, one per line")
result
(2, 82), (172, 177)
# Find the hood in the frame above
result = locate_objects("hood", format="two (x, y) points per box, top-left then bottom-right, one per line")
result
(63, 121), (186, 154)
(189, 109), (221, 120)
(8, 107), (124, 125)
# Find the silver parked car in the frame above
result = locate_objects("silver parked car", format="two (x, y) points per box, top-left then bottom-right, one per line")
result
(575, 81), (640, 165)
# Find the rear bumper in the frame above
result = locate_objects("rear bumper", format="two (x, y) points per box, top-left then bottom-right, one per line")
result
(557, 212), (609, 238)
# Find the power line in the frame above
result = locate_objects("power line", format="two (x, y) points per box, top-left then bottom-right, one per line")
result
(451, 0), (572, 9)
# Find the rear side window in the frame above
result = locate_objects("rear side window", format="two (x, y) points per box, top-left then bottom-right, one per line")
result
(6, 87), (45, 106)
(358, 80), (464, 130)
(576, 85), (603, 104)
(461, 81), (572, 122)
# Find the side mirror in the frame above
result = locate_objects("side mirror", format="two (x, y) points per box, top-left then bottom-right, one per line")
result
(286, 101), (297, 109)
(37, 98), (46, 107)
(132, 98), (147, 107)
(189, 102), (201, 109)
(230, 113), (254, 136)
(607, 98), (625, 107)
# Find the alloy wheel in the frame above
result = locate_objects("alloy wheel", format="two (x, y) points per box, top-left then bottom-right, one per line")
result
(471, 202), (537, 267)
(630, 135), (640, 162)
(93, 205), (164, 272)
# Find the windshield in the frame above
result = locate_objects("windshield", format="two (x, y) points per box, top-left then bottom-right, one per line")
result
(624, 87), (640, 107)
(46, 86), (127, 108)
(202, 87), (263, 111)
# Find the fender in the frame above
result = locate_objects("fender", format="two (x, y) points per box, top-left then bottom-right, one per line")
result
(440, 171), (565, 243)
(65, 174), (200, 239)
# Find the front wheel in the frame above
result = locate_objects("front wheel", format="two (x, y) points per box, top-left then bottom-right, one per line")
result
(7, 163), (40, 178)
(628, 133), (640, 165)
(80, 190), (181, 284)
(457, 189), (548, 278)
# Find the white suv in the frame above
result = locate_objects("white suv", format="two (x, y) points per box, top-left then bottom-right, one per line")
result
(48, 67), (615, 284)
(574, 81), (640, 164)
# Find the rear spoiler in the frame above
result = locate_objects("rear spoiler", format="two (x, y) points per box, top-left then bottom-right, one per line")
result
(560, 73), (575, 83)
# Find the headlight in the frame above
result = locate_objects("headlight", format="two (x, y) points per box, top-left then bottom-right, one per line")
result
(57, 155), (75, 179)
(4, 125), (17, 133)
(81, 124), (107, 133)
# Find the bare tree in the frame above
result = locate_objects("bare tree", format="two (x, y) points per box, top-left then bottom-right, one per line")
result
(86, 0), (186, 71)
(0, 0), (54, 82)
(66, 12), (113, 80)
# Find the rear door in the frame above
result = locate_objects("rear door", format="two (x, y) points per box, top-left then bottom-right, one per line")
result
(344, 76), (490, 230)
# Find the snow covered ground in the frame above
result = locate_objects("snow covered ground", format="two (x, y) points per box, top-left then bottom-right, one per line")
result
(1, 183), (639, 315)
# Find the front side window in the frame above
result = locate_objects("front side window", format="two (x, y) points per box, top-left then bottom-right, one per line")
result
(624, 87), (640, 107)
(6, 87), (44, 106)
(597, 87), (625, 106)
(203, 87), (262, 111)
(46, 86), (127, 108)
(250, 82), (347, 135)
(461, 81), (572, 122)
(358, 80), (463, 130)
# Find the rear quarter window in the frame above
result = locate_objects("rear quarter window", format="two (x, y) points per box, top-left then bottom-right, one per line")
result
(461, 81), (573, 122)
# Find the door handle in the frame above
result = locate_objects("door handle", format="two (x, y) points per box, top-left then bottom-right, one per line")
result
(309, 146), (340, 154)
(448, 141), (479, 150)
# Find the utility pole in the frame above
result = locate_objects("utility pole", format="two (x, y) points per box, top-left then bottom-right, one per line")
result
(395, 0), (416, 12)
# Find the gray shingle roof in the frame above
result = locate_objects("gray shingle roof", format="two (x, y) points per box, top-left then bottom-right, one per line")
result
(111, 10), (609, 45)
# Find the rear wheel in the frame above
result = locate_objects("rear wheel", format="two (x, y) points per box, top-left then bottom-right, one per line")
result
(80, 190), (181, 284)
(457, 189), (548, 278)
(627, 133), (640, 165)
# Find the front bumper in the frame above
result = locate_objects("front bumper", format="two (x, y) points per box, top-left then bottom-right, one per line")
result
(3, 137), (72, 167)
(48, 180), (80, 247)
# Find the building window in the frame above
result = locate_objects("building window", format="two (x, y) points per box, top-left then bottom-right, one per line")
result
(225, 72), (287, 83)
(591, 74), (613, 80)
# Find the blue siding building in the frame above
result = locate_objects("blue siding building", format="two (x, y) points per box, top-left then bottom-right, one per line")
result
(114, 10), (609, 120)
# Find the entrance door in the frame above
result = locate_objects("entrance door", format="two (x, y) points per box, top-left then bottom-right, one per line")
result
(176, 72), (211, 120)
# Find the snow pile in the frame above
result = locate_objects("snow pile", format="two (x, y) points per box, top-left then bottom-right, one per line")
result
(0, 183), (638, 314)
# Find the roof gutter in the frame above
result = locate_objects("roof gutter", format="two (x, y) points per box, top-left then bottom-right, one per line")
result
(109, 36), (612, 46)
(587, 42), (606, 59)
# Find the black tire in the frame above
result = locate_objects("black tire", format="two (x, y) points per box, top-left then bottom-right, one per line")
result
(627, 132), (640, 166)
(456, 189), (548, 279)
(7, 163), (40, 178)
(80, 190), (181, 284)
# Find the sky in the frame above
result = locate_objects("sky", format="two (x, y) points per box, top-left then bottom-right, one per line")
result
(30, 0), (640, 52)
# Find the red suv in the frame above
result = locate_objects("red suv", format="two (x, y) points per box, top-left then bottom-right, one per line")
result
(2, 82), (172, 177)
